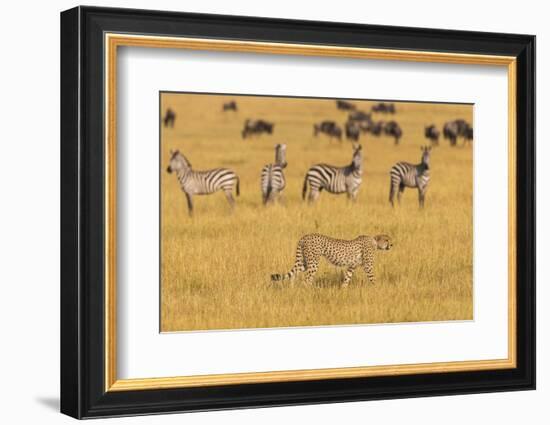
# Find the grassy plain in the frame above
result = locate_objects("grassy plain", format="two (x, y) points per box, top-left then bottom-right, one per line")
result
(160, 93), (473, 332)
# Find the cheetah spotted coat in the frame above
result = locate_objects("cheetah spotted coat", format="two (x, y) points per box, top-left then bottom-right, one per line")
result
(271, 233), (392, 287)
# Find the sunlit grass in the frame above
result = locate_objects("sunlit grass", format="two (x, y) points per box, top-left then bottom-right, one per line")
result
(160, 94), (473, 331)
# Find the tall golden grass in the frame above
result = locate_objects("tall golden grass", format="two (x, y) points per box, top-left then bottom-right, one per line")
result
(160, 93), (473, 332)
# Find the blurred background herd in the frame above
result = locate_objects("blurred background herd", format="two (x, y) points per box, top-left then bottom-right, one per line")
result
(160, 92), (473, 332)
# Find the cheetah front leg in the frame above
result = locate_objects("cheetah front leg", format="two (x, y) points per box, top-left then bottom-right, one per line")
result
(362, 261), (376, 285)
(304, 263), (319, 286)
(303, 250), (320, 286)
(341, 266), (356, 288)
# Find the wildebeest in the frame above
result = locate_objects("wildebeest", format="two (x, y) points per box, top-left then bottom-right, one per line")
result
(384, 121), (402, 145)
(336, 100), (357, 111)
(348, 110), (372, 123)
(222, 101), (238, 112)
(425, 125), (440, 146)
(313, 120), (342, 141)
(443, 119), (472, 146)
(242, 119), (274, 139)
(464, 126), (474, 145)
(163, 108), (176, 128)
(372, 102), (396, 114)
(365, 120), (385, 136)
(345, 121), (361, 141)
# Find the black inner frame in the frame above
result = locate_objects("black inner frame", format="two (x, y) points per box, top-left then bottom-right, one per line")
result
(61, 6), (535, 419)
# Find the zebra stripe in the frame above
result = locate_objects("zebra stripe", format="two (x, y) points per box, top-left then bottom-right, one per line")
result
(261, 144), (287, 204)
(302, 145), (363, 202)
(261, 164), (286, 204)
(167, 150), (239, 216)
(178, 168), (239, 195)
(389, 146), (431, 208)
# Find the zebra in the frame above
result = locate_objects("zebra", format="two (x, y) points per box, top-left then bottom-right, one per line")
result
(389, 146), (431, 208)
(302, 144), (363, 202)
(166, 150), (240, 216)
(261, 144), (287, 205)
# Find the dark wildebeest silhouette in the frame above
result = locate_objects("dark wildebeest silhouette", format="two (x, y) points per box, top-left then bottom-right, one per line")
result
(384, 121), (403, 145)
(313, 120), (342, 141)
(163, 108), (176, 128)
(365, 120), (385, 136)
(336, 100), (357, 111)
(242, 119), (274, 139)
(222, 101), (238, 112)
(443, 119), (472, 146)
(425, 125), (440, 146)
(372, 102), (396, 114)
(345, 121), (361, 141)
(348, 110), (372, 123)
(464, 126), (474, 145)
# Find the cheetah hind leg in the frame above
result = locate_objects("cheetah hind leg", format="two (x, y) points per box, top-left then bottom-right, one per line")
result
(341, 266), (356, 288)
(302, 250), (319, 287)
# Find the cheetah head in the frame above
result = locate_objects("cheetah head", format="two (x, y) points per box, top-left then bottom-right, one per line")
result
(374, 234), (392, 250)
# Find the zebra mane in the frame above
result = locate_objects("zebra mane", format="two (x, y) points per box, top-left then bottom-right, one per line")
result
(170, 149), (192, 168)
(351, 144), (362, 169)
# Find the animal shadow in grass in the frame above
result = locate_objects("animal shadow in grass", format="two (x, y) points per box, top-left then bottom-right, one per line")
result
(267, 271), (355, 290)
(182, 278), (208, 295)
(313, 271), (347, 289)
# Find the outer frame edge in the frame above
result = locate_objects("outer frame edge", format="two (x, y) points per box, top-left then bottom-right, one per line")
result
(63, 6), (536, 419)
(60, 5), (83, 420)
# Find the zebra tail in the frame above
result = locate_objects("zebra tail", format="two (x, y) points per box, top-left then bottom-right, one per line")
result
(264, 166), (274, 205)
(302, 175), (309, 200)
(264, 183), (272, 205)
(236, 176), (240, 197)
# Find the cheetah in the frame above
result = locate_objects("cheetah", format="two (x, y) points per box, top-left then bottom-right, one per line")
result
(271, 233), (392, 287)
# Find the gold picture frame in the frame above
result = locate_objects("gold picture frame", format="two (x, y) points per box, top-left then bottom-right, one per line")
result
(105, 34), (517, 392)
(61, 6), (535, 419)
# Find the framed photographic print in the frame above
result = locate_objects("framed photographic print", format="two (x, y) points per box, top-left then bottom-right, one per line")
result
(60, 6), (535, 419)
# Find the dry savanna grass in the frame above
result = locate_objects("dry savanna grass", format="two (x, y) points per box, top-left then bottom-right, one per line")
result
(160, 93), (473, 332)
